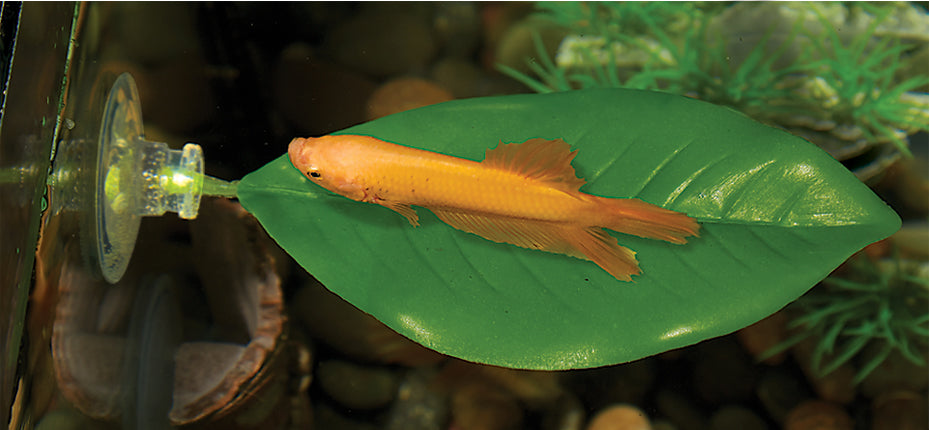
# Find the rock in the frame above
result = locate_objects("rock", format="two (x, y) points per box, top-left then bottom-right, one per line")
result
(385, 367), (448, 430)
(475, 364), (563, 408)
(891, 222), (929, 260)
(432, 2), (481, 58)
(492, 15), (568, 75)
(873, 155), (929, 216)
(479, 3), (535, 69)
(437, 360), (563, 408)
(314, 403), (378, 430)
(586, 404), (652, 430)
(430, 58), (485, 98)
(871, 390), (929, 430)
(450, 381), (523, 430)
(366, 77), (454, 120)
(273, 44), (377, 135)
(860, 347), (929, 399)
(316, 359), (399, 410)
(566, 360), (655, 411)
(692, 338), (756, 405)
(291, 277), (445, 366)
(287, 392), (314, 430)
(708, 2), (852, 71)
(650, 420), (677, 430)
(736, 310), (788, 365)
(783, 400), (853, 430)
(654, 389), (706, 430)
(756, 368), (811, 424)
(541, 392), (585, 430)
(708, 405), (768, 430)
(791, 336), (857, 404)
(327, 10), (436, 78)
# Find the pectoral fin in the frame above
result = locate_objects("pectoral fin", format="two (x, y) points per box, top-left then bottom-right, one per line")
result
(379, 201), (420, 227)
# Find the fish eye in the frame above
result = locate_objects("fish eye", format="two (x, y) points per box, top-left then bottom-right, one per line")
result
(308, 170), (321, 178)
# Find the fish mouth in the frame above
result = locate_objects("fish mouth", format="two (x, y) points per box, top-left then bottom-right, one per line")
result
(287, 138), (311, 170)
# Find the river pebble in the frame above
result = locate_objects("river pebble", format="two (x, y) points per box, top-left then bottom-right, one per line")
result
(708, 405), (768, 430)
(586, 404), (652, 430)
(326, 9), (436, 78)
(366, 77), (454, 120)
(783, 400), (853, 430)
(316, 359), (399, 410)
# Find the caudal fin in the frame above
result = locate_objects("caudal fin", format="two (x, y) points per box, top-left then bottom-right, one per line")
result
(594, 197), (700, 244)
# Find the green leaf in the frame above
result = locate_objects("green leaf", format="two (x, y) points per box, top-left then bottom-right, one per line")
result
(237, 89), (899, 369)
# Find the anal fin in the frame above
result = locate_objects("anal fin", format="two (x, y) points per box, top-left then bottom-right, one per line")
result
(561, 227), (640, 282)
(429, 208), (640, 281)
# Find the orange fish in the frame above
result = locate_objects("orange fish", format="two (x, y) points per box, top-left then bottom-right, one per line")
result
(288, 135), (699, 281)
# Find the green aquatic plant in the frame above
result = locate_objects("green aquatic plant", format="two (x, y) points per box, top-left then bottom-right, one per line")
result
(799, 3), (929, 157)
(499, 2), (811, 115)
(500, 2), (928, 159)
(763, 252), (929, 383)
(535, 2), (702, 42)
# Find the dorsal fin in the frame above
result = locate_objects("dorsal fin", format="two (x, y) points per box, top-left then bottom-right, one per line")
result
(482, 138), (586, 191)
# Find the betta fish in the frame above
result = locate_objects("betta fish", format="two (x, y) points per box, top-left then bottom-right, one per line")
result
(288, 135), (699, 281)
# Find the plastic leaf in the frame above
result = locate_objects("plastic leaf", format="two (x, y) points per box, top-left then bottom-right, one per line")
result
(237, 89), (900, 369)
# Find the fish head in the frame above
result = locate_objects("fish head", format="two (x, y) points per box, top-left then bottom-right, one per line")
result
(288, 136), (366, 201)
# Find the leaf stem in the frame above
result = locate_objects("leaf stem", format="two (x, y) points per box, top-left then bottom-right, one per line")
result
(202, 175), (239, 198)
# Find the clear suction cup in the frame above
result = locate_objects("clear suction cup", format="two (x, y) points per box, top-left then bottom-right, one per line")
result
(48, 72), (237, 284)
(87, 72), (237, 284)
(93, 73), (206, 283)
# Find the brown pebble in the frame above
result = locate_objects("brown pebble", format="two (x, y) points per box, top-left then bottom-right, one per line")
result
(314, 403), (379, 430)
(736, 310), (788, 365)
(385, 367), (449, 430)
(476, 365), (562, 407)
(655, 389), (707, 430)
(586, 404), (651, 430)
(871, 391), (929, 430)
(366, 77), (454, 120)
(541, 392), (585, 430)
(783, 400), (853, 430)
(451, 382), (523, 430)
(861, 346), (929, 399)
(709, 405), (768, 430)
(292, 277), (445, 366)
(692, 339), (756, 405)
(492, 15), (567, 75)
(756, 368), (812, 424)
(792, 336), (857, 404)
(433, 2), (481, 58)
(566, 360), (655, 411)
(431, 57), (485, 98)
(316, 360), (399, 410)
(327, 11), (436, 78)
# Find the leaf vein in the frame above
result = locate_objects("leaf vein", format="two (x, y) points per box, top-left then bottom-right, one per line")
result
(636, 138), (696, 197)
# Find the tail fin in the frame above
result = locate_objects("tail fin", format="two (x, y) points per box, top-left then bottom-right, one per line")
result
(593, 196), (700, 244)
